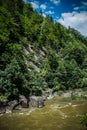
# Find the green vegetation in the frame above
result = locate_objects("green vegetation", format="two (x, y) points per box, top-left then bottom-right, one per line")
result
(80, 112), (87, 127)
(0, 0), (87, 100)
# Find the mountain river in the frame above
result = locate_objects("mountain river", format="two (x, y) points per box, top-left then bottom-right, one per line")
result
(0, 96), (87, 130)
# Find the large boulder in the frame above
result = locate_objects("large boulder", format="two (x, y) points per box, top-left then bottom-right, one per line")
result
(30, 96), (44, 108)
(6, 100), (18, 113)
(19, 95), (28, 108)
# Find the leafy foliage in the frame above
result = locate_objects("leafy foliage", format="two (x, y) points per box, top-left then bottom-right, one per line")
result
(80, 112), (87, 127)
(0, 0), (87, 99)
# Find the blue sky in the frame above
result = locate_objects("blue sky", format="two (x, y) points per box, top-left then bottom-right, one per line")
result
(24, 0), (87, 36)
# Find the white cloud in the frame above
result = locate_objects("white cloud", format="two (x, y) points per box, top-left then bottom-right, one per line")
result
(30, 1), (39, 9)
(40, 4), (47, 10)
(42, 10), (54, 17)
(74, 1), (87, 11)
(58, 11), (87, 36)
(81, 1), (87, 6)
(74, 7), (79, 10)
(42, 13), (46, 18)
(46, 10), (55, 15)
(50, 0), (60, 5)
(74, 6), (87, 11)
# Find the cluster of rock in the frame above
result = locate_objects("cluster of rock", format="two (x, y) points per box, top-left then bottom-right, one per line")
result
(0, 89), (56, 115)
(23, 45), (47, 73)
(0, 95), (44, 114)
(61, 89), (84, 98)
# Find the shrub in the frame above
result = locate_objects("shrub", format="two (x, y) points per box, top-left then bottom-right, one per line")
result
(80, 112), (87, 127)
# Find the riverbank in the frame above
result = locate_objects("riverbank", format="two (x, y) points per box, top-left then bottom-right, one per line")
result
(0, 88), (87, 115)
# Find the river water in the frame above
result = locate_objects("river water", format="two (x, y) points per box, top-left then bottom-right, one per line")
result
(0, 96), (87, 130)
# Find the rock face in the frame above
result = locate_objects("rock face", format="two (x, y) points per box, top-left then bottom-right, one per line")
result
(19, 95), (28, 108)
(30, 96), (44, 108)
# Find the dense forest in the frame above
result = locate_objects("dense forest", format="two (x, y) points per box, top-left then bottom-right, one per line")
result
(0, 0), (87, 100)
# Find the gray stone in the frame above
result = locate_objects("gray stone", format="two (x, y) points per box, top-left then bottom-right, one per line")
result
(71, 89), (83, 97)
(14, 104), (22, 110)
(19, 95), (28, 108)
(30, 96), (44, 108)
(61, 89), (83, 98)
(62, 91), (72, 98)
(29, 62), (40, 72)
(6, 100), (18, 113)
(46, 89), (54, 99)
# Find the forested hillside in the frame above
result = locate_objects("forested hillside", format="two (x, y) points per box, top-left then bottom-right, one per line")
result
(0, 0), (87, 100)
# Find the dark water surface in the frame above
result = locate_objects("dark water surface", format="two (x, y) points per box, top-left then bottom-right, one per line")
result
(0, 96), (87, 130)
